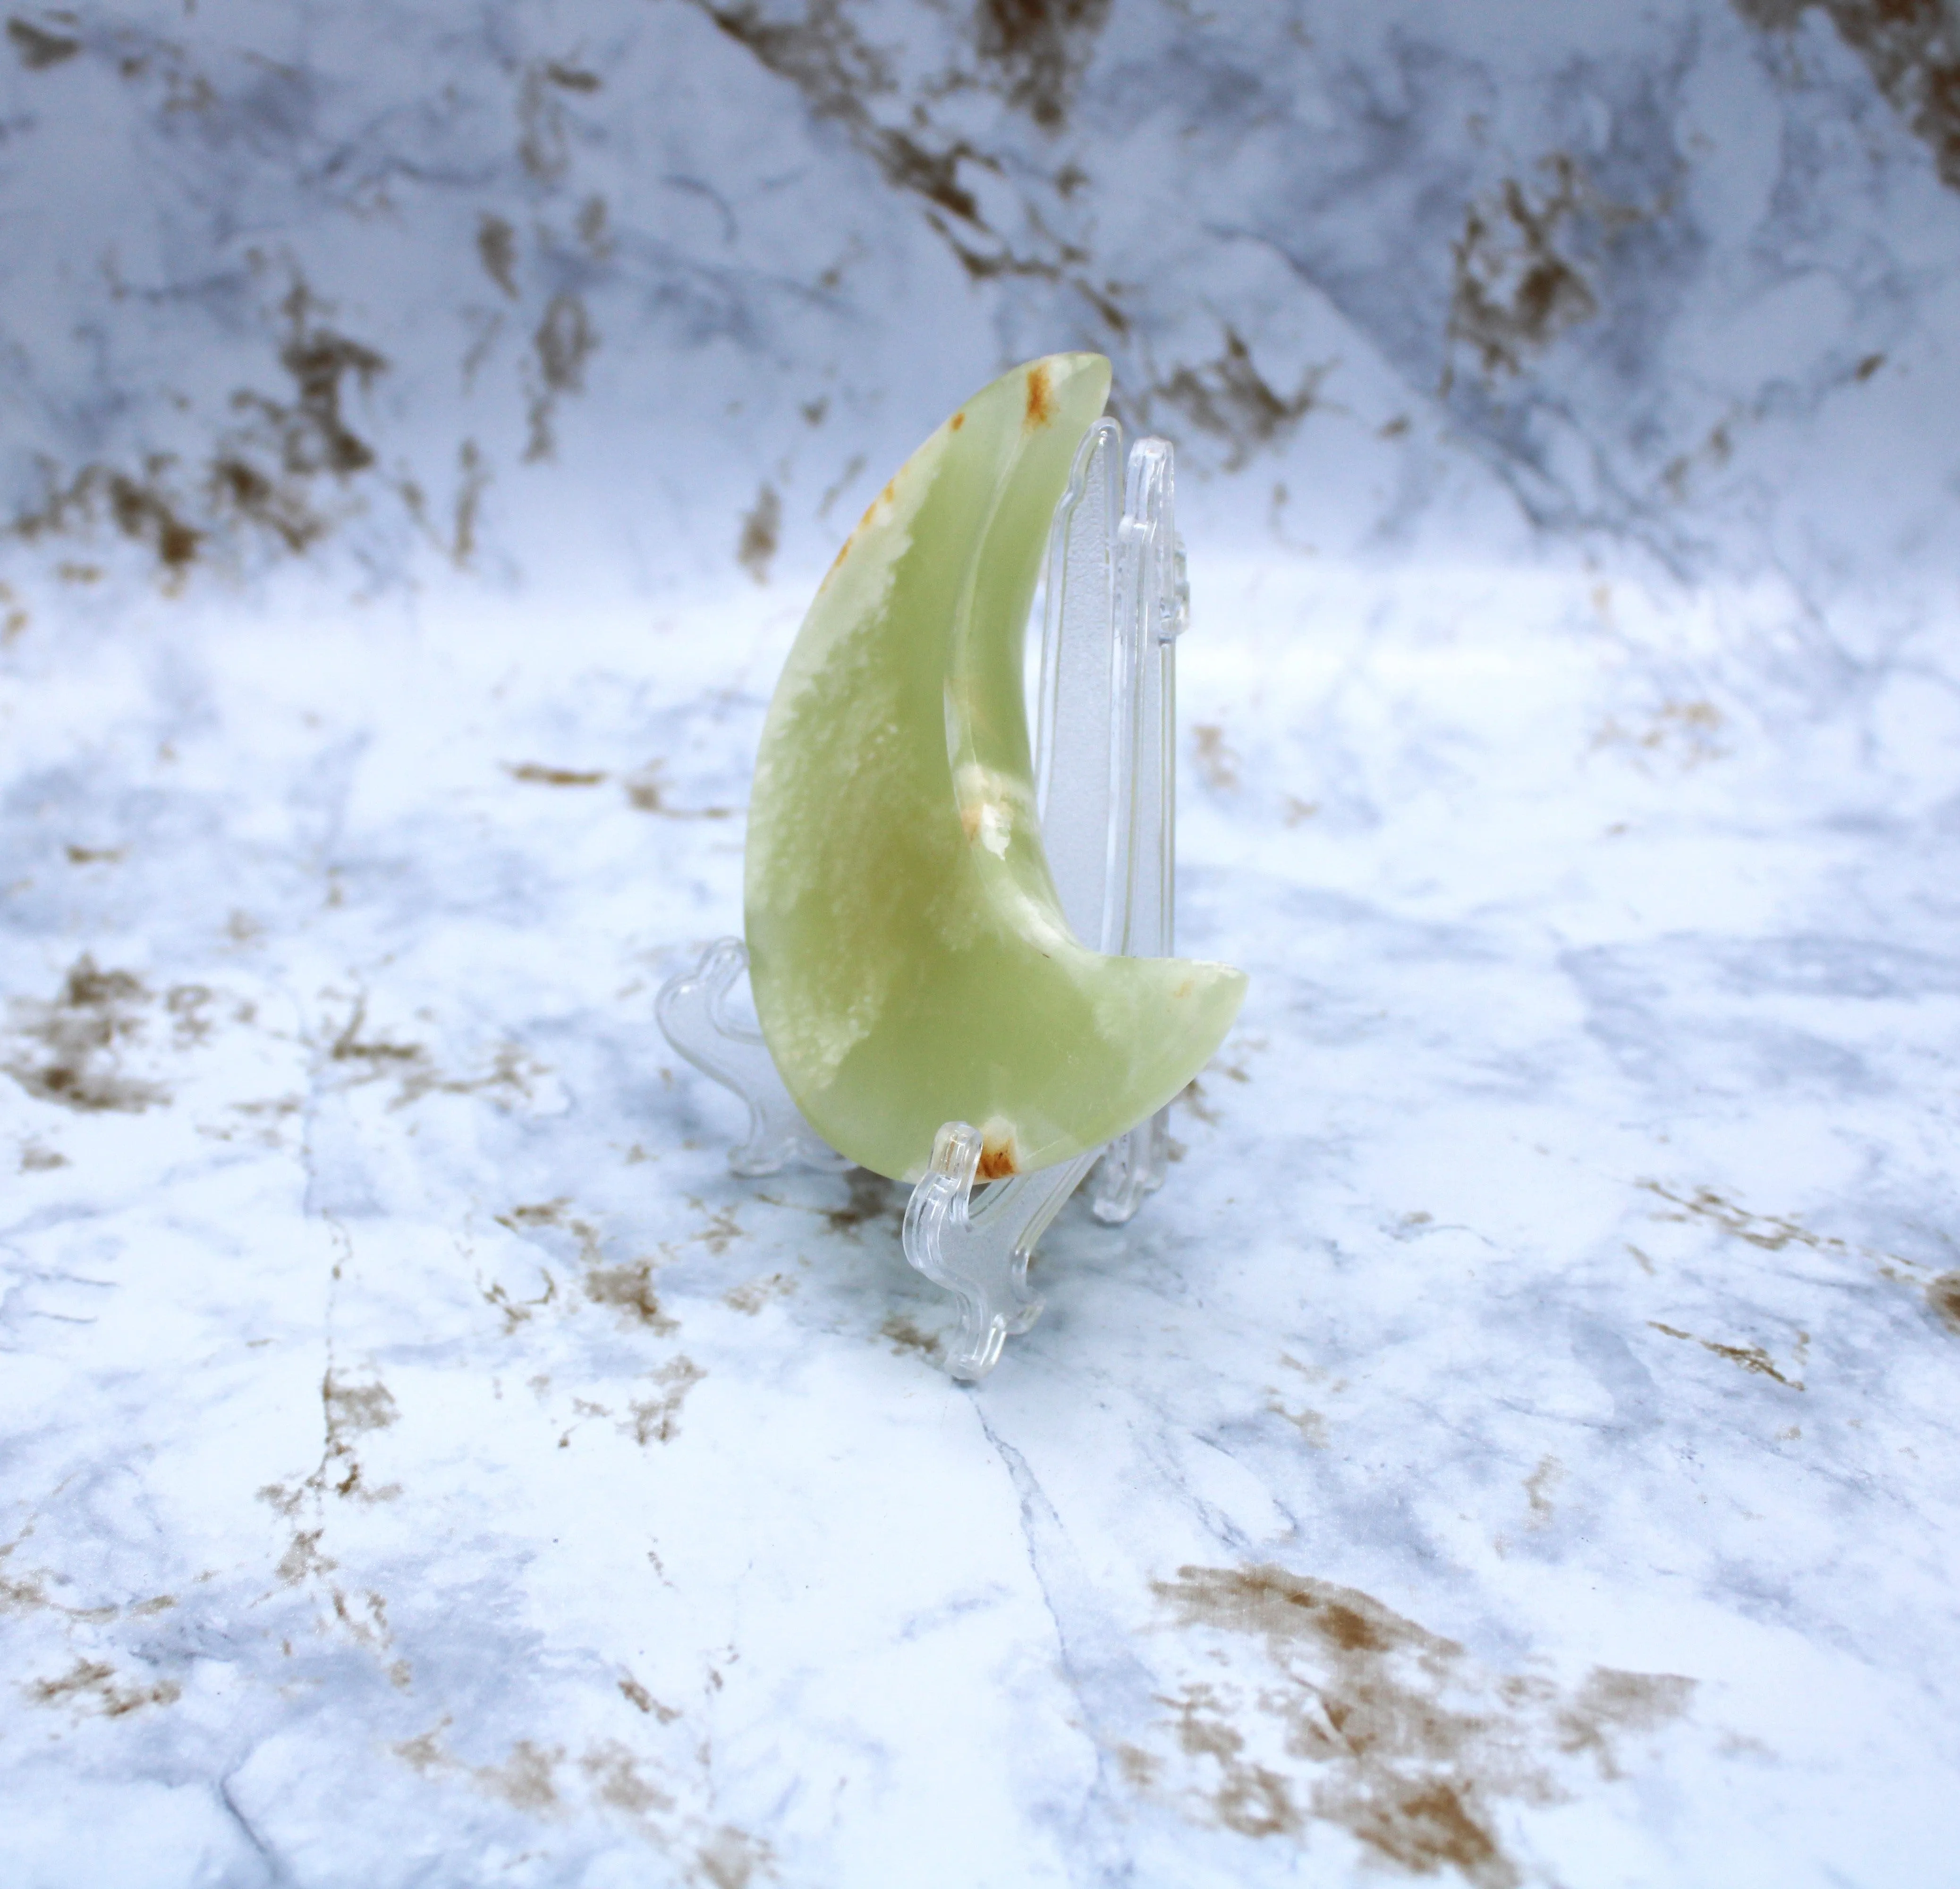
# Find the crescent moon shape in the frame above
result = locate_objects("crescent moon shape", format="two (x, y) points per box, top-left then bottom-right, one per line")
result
(744, 352), (1247, 1182)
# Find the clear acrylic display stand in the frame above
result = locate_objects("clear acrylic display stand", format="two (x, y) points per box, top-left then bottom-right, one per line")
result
(657, 418), (1189, 1380)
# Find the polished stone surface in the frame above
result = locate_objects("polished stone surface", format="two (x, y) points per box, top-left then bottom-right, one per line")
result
(4, 4), (1959, 1885)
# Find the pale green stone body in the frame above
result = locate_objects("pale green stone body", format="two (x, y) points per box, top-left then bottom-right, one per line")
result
(744, 353), (1247, 1182)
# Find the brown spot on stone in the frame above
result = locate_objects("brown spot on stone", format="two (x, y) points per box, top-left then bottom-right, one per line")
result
(505, 762), (608, 786)
(64, 844), (125, 865)
(1025, 363), (1054, 427)
(19, 1144), (67, 1172)
(822, 528), (857, 585)
(977, 1119), (1019, 1180)
(1928, 1271), (1960, 1332)
(950, 409), (965, 429)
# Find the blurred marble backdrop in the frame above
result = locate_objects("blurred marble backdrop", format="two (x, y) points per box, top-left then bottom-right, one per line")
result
(3, 4), (1959, 1886)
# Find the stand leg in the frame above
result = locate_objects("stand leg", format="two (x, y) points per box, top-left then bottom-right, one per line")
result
(655, 940), (851, 1178)
(902, 1122), (1098, 1381)
(1090, 1103), (1171, 1225)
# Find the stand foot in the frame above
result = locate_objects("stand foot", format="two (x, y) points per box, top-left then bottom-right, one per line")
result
(902, 1122), (1097, 1381)
(655, 940), (851, 1178)
(1090, 1104), (1171, 1225)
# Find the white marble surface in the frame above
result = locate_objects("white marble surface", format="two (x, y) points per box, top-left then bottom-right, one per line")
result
(4, 3), (1960, 1884)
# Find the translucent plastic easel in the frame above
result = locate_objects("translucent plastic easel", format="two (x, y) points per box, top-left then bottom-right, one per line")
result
(656, 418), (1188, 1380)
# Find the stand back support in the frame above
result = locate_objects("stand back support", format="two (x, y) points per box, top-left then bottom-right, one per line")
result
(657, 421), (1189, 1379)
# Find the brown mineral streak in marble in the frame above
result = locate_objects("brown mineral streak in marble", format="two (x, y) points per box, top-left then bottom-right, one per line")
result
(28, 1658), (182, 1717)
(1445, 158), (1599, 391)
(1925, 1271), (1960, 1332)
(622, 1356), (704, 1444)
(8, 279), (387, 580)
(822, 1167), (901, 1234)
(1639, 1178), (1847, 1256)
(582, 1740), (674, 1815)
(7, 17), (79, 69)
(976, 0), (1112, 129)
(506, 762), (608, 786)
(585, 1259), (678, 1334)
(1150, 1564), (1695, 1885)
(1156, 328), (1328, 470)
(881, 1310), (940, 1357)
(3, 956), (168, 1114)
(1648, 1320), (1802, 1388)
(737, 482), (781, 582)
(1739, 0), (1960, 190)
(331, 1000), (422, 1067)
(477, 213), (519, 297)
(477, 1739), (561, 1811)
(323, 1372), (399, 1435)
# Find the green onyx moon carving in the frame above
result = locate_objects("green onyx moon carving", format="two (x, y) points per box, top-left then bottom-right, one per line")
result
(744, 352), (1247, 1183)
